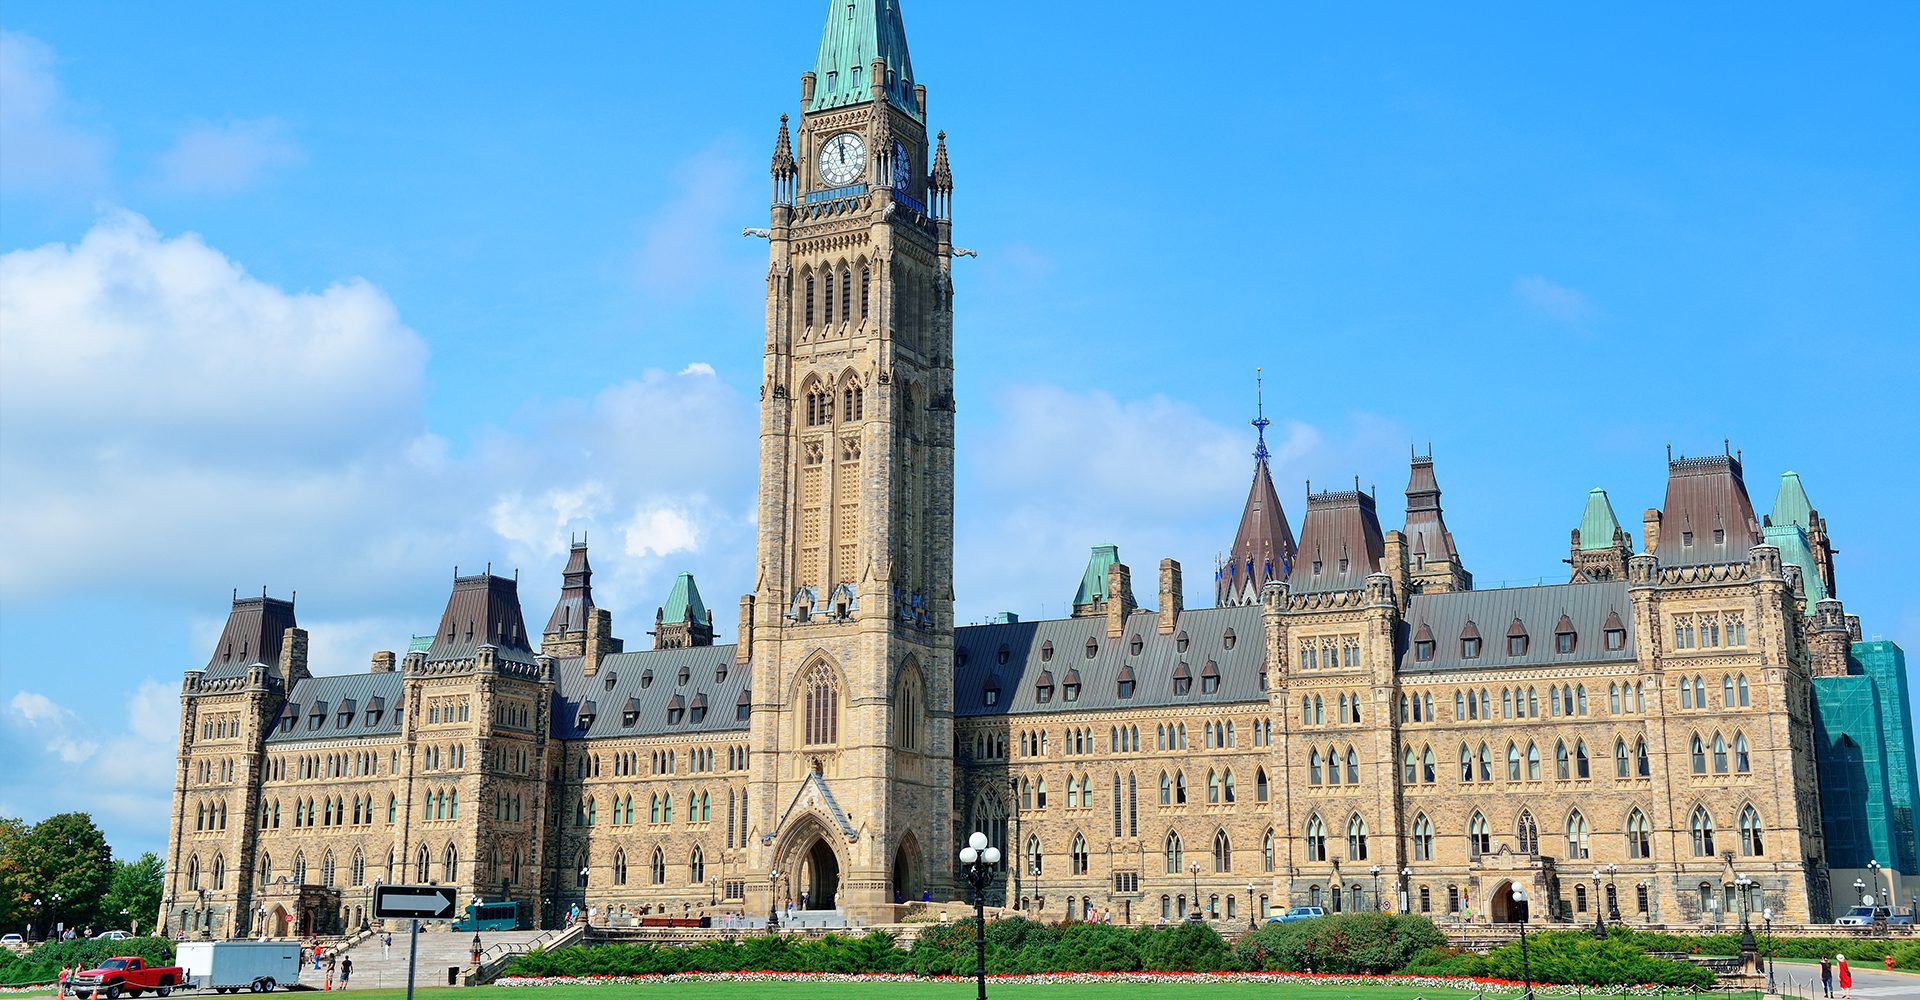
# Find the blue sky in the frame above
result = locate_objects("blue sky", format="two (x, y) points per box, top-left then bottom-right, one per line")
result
(1, 2), (1915, 858)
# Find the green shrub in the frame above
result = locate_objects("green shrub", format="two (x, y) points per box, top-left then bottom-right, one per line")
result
(1234, 914), (1445, 974)
(1445, 930), (1715, 988)
(1136, 921), (1233, 972)
(1888, 941), (1920, 971)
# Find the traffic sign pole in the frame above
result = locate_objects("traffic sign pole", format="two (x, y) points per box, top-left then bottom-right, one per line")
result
(404, 919), (419, 1000)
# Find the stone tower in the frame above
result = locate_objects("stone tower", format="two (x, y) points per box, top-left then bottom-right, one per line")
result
(1569, 487), (1632, 582)
(747, 0), (957, 920)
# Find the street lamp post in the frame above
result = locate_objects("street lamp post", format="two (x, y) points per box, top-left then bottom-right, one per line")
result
(1399, 867), (1412, 915)
(1604, 863), (1619, 921)
(767, 869), (782, 930)
(959, 831), (1002, 1000)
(1246, 884), (1256, 930)
(1853, 879), (1866, 904)
(1762, 907), (1775, 993)
(1591, 869), (1606, 938)
(1512, 886), (1534, 1000)
(708, 878), (716, 907)
(1369, 865), (1381, 912)
(1187, 861), (1201, 921)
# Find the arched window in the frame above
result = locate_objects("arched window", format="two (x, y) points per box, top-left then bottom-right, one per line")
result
(802, 662), (840, 745)
(804, 274), (816, 326)
(1739, 806), (1764, 856)
(1507, 742), (1522, 781)
(442, 845), (458, 883)
(1566, 811), (1591, 858)
(1713, 733), (1729, 774)
(1615, 739), (1631, 777)
(1411, 814), (1434, 861)
(1212, 830), (1232, 872)
(1459, 744), (1473, 782)
(1555, 741), (1570, 779)
(1308, 750), (1323, 785)
(1626, 809), (1652, 859)
(690, 847), (706, 884)
(1734, 733), (1751, 772)
(1636, 738), (1651, 777)
(1346, 748), (1360, 784)
(1164, 831), (1183, 873)
(350, 850), (364, 887)
(1516, 810), (1538, 854)
(1174, 771), (1187, 804)
(1404, 748), (1418, 783)
(1423, 746), (1436, 782)
(1724, 674), (1735, 707)
(1610, 683), (1621, 714)
(1346, 815), (1369, 860)
(612, 850), (628, 886)
(322, 850), (336, 888)
(1206, 770), (1220, 804)
(1304, 815), (1327, 861)
(1223, 769), (1236, 803)
(1575, 740), (1590, 779)
(1478, 743), (1493, 781)
(650, 848), (666, 885)
(1467, 812), (1490, 858)
(1262, 829), (1276, 872)
(823, 270), (835, 324)
(1690, 807), (1716, 856)
(1255, 767), (1269, 802)
(1736, 674), (1750, 706)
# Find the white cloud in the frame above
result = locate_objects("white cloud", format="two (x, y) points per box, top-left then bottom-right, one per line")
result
(153, 118), (304, 194)
(1513, 274), (1595, 326)
(679, 362), (716, 377)
(7, 690), (100, 763)
(624, 506), (700, 560)
(0, 29), (110, 195)
(2, 681), (180, 847)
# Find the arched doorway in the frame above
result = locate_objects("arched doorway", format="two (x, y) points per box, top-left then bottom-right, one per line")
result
(270, 905), (290, 938)
(800, 838), (840, 911)
(892, 835), (920, 904)
(1490, 881), (1520, 923)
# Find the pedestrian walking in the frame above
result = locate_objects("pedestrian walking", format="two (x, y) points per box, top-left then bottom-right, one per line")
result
(381, 932), (391, 959)
(340, 957), (352, 989)
(1820, 955), (1833, 997)
(323, 957), (335, 992)
(1837, 953), (1852, 998)
(313, 943), (322, 972)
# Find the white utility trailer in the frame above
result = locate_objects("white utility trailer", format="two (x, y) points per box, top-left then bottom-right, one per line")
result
(175, 942), (303, 993)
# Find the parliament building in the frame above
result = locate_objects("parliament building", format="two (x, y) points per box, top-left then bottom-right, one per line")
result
(163, 0), (1917, 938)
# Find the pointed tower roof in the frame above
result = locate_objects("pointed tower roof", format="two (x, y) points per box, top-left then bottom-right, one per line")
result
(662, 572), (711, 625)
(1288, 485), (1387, 595)
(545, 539), (595, 636)
(1577, 488), (1623, 551)
(1771, 471), (1815, 532)
(430, 572), (533, 661)
(1655, 447), (1762, 568)
(810, 0), (921, 120)
(1074, 544), (1121, 609)
(1402, 452), (1460, 562)
(204, 591), (298, 679)
(1218, 372), (1295, 605)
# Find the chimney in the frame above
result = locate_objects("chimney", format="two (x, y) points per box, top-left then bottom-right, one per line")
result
(1157, 559), (1182, 634)
(371, 651), (396, 674)
(1642, 509), (1662, 554)
(800, 71), (816, 106)
(280, 626), (309, 683)
(1105, 562), (1137, 639)
(583, 608), (614, 677)
(737, 595), (755, 665)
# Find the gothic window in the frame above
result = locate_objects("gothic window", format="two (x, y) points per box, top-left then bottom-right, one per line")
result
(1128, 773), (1138, 836)
(1206, 770), (1220, 804)
(1308, 749), (1323, 785)
(839, 266), (851, 320)
(1736, 674), (1750, 706)
(802, 662), (839, 745)
(1467, 812), (1490, 858)
(1458, 744), (1472, 783)
(1739, 806), (1764, 856)
(1314, 696), (1325, 724)
(823, 271), (835, 324)
(1423, 746), (1436, 783)
(1551, 687), (1563, 716)
(1263, 829), (1276, 872)
(1566, 811), (1591, 858)
(1071, 835), (1089, 875)
(1681, 681), (1693, 709)
(1636, 738), (1651, 776)
(805, 275), (815, 326)
(1627, 809), (1652, 858)
(1159, 772), (1173, 804)
(860, 266), (870, 319)
(1212, 830), (1232, 872)
(1713, 733), (1729, 773)
(1694, 675), (1707, 706)
(691, 847), (706, 884)
(1690, 807), (1716, 856)
(1411, 814), (1434, 861)
(1616, 739), (1630, 777)
(1164, 831), (1183, 873)
(1527, 742), (1542, 780)
(1526, 687), (1539, 717)
(1507, 742), (1523, 781)
(1478, 744), (1493, 782)
(1723, 674), (1735, 707)
(1175, 771), (1187, 804)
(1404, 748), (1418, 783)
(1346, 815), (1368, 860)
(1576, 740), (1590, 779)
(1516, 810), (1539, 854)
(1556, 741), (1571, 780)
(1734, 733), (1750, 772)
(1223, 769), (1236, 803)
(651, 848), (666, 885)
(1304, 815), (1327, 862)
(1346, 748), (1359, 783)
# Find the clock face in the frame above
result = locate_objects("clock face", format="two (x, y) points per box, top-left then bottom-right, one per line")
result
(892, 140), (911, 191)
(818, 133), (866, 186)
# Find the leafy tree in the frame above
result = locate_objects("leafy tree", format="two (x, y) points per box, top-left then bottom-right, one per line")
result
(102, 853), (166, 934)
(21, 813), (113, 934)
(0, 818), (31, 933)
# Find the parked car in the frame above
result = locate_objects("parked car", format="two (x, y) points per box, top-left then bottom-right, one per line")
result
(98, 931), (131, 941)
(1, 933), (23, 947)
(1835, 905), (1893, 926)
(1267, 906), (1326, 923)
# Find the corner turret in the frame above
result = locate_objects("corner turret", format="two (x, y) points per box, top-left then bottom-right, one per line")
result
(1569, 487), (1632, 582)
(653, 572), (716, 649)
(1402, 450), (1471, 593)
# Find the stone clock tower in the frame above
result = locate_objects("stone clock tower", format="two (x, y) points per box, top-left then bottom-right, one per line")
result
(746, 0), (957, 921)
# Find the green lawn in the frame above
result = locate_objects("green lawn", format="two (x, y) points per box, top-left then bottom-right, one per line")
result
(0, 985), (1771, 1000)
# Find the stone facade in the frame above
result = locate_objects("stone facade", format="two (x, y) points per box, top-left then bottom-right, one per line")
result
(162, 0), (1905, 938)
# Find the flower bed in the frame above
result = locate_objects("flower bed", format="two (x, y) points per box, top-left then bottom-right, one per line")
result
(493, 970), (1705, 994)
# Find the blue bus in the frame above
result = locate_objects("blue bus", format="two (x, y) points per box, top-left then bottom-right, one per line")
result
(452, 901), (527, 931)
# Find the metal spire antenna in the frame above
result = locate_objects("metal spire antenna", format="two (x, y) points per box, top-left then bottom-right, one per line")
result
(1251, 368), (1271, 462)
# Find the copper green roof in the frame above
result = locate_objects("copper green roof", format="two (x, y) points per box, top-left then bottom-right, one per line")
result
(810, 0), (921, 120)
(1764, 523), (1828, 613)
(1074, 545), (1120, 607)
(1772, 471), (1815, 532)
(1578, 488), (1623, 550)
(662, 572), (710, 624)
(406, 634), (433, 654)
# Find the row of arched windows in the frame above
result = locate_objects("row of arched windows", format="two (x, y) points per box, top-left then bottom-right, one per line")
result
(1393, 804), (1765, 861)
(1679, 673), (1752, 710)
(1301, 693), (1365, 726)
(1689, 732), (1754, 774)
(801, 263), (872, 329)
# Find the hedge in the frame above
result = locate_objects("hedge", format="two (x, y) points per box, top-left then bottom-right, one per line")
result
(1233, 913), (1446, 974)
(0, 938), (177, 987)
(1404, 932), (1717, 989)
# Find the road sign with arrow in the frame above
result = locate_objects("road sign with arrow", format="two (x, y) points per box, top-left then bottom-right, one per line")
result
(373, 884), (459, 920)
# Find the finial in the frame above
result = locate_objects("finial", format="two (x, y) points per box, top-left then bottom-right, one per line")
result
(291, 590), (296, 607)
(1250, 368), (1271, 462)
(233, 587), (238, 601)
(1666, 444), (1672, 462)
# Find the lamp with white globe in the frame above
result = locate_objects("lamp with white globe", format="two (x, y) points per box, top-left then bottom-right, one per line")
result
(958, 832), (1000, 1000)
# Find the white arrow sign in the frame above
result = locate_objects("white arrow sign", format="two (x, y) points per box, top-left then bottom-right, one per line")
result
(374, 884), (458, 920)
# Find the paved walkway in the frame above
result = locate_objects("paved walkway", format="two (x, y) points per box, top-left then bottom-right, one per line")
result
(1765, 961), (1920, 999)
(296, 929), (550, 991)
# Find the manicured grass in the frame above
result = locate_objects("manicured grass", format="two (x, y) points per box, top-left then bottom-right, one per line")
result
(314, 987), (1471, 1000)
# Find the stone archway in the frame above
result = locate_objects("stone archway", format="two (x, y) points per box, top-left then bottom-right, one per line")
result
(270, 905), (290, 938)
(800, 837), (840, 911)
(1490, 881), (1520, 924)
(892, 833), (921, 904)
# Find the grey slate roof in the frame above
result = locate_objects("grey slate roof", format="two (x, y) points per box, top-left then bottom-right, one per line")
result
(1397, 581), (1636, 673)
(551, 645), (751, 739)
(266, 673), (406, 744)
(203, 595), (298, 680)
(953, 605), (1267, 717)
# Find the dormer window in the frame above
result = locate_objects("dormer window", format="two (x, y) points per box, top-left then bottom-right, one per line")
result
(1200, 661), (1221, 694)
(1116, 666), (1136, 700)
(1415, 640), (1435, 662)
(1040, 641), (1054, 662)
(1313, 561), (1324, 575)
(1172, 662), (1192, 696)
(1085, 638), (1098, 659)
(1682, 531), (1694, 546)
(1176, 631), (1189, 653)
(603, 672), (617, 691)
(665, 695), (685, 725)
(736, 690), (752, 722)
(1508, 635), (1528, 656)
(1129, 635), (1144, 656)
(1035, 673), (1054, 704)
(983, 682), (1000, 707)
(1063, 671), (1081, 703)
(716, 664), (729, 683)
(1713, 528), (1725, 544)
(690, 694), (708, 724)
(641, 669), (654, 688)
(1460, 621), (1482, 659)
(1338, 558), (1349, 573)
(677, 666), (691, 686)
(1223, 628), (1237, 650)
(997, 644), (1010, 665)
(1606, 628), (1626, 651)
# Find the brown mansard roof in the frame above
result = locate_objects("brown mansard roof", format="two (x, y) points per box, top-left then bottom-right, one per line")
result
(204, 593), (298, 680)
(1655, 450), (1762, 568)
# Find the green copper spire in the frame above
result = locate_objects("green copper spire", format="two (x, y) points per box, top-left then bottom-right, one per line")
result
(1772, 470), (1815, 532)
(811, 0), (921, 120)
(662, 572), (710, 625)
(1074, 545), (1120, 608)
(1577, 488), (1622, 551)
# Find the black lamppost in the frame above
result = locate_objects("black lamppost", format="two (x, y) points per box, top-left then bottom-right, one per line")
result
(1590, 868), (1606, 938)
(1513, 885), (1534, 1000)
(1400, 866), (1412, 914)
(1369, 866), (1381, 912)
(959, 831), (1002, 1000)
(1187, 861), (1201, 921)
(1853, 878), (1866, 904)
(708, 878), (716, 907)
(1245, 883), (1256, 929)
(1735, 875), (1757, 952)
(1604, 863), (1619, 921)
(767, 869), (782, 929)
(1762, 907), (1775, 993)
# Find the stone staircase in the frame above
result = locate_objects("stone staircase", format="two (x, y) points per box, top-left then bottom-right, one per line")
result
(296, 928), (552, 991)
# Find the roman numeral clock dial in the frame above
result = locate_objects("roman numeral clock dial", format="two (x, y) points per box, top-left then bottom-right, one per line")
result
(818, 132), (866, 186)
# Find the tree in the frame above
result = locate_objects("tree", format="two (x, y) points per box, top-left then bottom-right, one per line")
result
(102, 853), (166, 934)
(21, 813), (113, 934)
(0, 817), (30, 932)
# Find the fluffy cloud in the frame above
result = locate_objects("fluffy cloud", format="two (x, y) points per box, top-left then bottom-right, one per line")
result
(2, 682), (179, 852)
(153, 118), (304, 194)
(0, 29), (110, 195)
(8, 691), (99, 763)
(1513, 274), (1595, 326)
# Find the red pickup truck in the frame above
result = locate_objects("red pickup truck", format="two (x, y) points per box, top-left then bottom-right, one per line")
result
(67, 957), (185, 999)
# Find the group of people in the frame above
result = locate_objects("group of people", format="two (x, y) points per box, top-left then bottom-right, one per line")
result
(310, 938), (351, 989)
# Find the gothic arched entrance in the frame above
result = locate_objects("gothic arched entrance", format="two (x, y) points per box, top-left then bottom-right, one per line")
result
(800, 837), (840, 911)
(892, 834), (921, 904)
(1490, 881), (1520, 924)
(270, 905), (290, 938)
